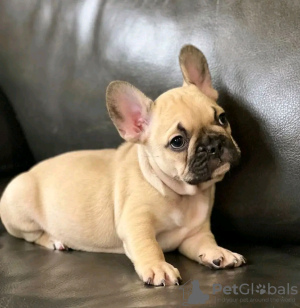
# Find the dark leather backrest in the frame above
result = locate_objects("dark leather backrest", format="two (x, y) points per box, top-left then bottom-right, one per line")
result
(0, 89), (33, 175)
(0, 0), (299, 243)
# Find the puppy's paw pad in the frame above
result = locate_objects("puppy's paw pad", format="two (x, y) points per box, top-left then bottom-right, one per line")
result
(53, 241), (69, 251)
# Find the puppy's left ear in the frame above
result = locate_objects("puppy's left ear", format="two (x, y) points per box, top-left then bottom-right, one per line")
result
(179, 45), (218, 101)
(106, 81), (152, 143)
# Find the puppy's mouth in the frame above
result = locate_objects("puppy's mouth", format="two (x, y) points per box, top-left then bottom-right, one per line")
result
(185, 160), (228, 185)
(211, 162), (231, 177)
(184, 134), (240, 185)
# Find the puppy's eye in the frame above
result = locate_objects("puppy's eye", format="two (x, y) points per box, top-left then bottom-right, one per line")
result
(170, 136), (186, 150)
(218, 113), (227, 126)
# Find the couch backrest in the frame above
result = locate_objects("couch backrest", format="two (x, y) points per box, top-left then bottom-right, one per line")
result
(0, 0), (299, 244)
(0, 89), (33, 175)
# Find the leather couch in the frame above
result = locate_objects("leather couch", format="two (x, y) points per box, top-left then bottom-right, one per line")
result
(0, 1), (299, 307)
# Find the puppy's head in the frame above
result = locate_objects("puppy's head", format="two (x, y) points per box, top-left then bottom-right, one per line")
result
(106, 45), (240, 185)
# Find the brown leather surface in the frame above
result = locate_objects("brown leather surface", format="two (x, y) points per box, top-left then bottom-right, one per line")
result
(0, 211), (299, 307)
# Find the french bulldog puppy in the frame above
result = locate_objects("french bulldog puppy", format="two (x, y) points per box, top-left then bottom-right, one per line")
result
(0, 45), (246, 286)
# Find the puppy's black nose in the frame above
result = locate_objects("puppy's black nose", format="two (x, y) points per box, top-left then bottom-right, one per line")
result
(205, 140), (223, 157)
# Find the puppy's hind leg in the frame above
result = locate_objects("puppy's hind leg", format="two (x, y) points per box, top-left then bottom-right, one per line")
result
(35, 232), (70, 251)
(0, 173), (70, 252)
(0, 173), (44, 244)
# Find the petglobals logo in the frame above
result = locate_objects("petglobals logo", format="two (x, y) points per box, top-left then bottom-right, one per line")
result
(213, 283), (298, 296)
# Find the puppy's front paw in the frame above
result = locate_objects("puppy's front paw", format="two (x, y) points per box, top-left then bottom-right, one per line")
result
(135, 261), (182, 287)
(199, 246), (246, 269)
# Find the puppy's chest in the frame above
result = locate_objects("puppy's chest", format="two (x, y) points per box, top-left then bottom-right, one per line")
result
(169, 194), (210, 229)
(157, 192), (211, 251)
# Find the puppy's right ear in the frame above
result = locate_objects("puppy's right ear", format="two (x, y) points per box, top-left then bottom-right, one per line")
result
(179, 45), (218, 101)
(106, 81), (152, 143)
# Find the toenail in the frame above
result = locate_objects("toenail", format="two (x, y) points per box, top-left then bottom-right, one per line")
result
(213, 259), (221, 266)
(144, 278), (153, 287)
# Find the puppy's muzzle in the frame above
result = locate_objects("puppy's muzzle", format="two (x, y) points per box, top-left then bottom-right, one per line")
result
(186, 134), (240, 185)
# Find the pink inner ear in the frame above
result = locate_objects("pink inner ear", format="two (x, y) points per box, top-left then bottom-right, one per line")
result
(185, 62), (217, 100)
(186, 61), (208, 87)
(117, 92), (148, 140)
(187, 65), (202, 85)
